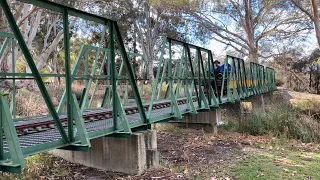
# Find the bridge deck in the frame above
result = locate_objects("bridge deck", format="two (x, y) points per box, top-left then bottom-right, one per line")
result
(2, 97), (199, 154)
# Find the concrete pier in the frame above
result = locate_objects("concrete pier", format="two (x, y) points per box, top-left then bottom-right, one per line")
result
(220, 93), (274, 123)
(221, 102), (243, 117)
(168, 108), (221, 134)
(51, 130), (159, 175)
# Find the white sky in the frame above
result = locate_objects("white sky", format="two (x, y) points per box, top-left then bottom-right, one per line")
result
(204, 31), (319, 59)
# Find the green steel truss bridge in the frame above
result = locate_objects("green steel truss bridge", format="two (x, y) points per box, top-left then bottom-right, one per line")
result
(0, 0), (276, 173)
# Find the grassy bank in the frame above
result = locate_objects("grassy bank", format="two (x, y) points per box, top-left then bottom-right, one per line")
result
(233, 150), (320, 180)
(222, 99), (320, 143)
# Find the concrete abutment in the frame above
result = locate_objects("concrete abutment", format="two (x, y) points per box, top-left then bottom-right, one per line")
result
(51, 130), (159, 175)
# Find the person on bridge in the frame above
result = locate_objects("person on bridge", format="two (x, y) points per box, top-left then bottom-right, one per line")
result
(211, 60), (231, 73)
(213, 60), (221, 72)
(210, 60), (221, 73)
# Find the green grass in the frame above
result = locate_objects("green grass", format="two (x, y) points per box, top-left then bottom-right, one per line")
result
(233, 151), (320, 180)
(222, 101), (320, 143)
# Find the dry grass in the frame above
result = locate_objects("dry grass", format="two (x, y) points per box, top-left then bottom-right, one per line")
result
(16, 88), (53, 117)
(223, 89), (320, 143)
(15, 82), (108, 116)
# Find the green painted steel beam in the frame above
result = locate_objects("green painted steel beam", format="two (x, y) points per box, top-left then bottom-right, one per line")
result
(19, 0), (114, 25)
(0, 32), (15, 38)
(63, 8), (74, 142)
(11, 38), (16, 118)
(0, 97), (25, 172)
(113, 21), (148, 123)
(0, 38), (9, 58)
(109, 22), (117, 130)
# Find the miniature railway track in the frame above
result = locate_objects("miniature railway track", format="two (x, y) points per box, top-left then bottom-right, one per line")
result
(13, 97), (197, 136)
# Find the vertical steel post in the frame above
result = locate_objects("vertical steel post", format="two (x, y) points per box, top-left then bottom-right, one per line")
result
(109, 21), (117, 130)
(242, 60), (249, 97)
(11, 38), (16, 118)
(198, 48), (209, 108)
(207, 52), (211, 105)
(85, 49), (89, 88)
(186, 45), (199, 104)
(157, 60), (167, 100)
(0, 98), (2, 160)
(168, 39), (173, 112)
(209, 51), (219, 103)
(63, 8), (74, 142)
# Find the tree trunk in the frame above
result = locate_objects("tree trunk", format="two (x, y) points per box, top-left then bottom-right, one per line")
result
(243, 1), (259, 63)
(248, 48), (259, 63)
(52, 47), (60, 85)
(311, 0), (320, 49)
(132, 32), (139, 78)
(147, 61), (154, 81)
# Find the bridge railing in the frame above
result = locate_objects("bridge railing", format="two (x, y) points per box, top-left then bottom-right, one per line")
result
(0, 0), (151, 172)
(0, 0), (276, 173)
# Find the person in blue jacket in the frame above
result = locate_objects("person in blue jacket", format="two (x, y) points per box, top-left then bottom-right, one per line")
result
(210, 60), (220, 73)
(211, 60), (231, 73)
(219, 63), (232, 73)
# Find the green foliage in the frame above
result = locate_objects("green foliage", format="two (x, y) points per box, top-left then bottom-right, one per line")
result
(16, 60), (26, 73)
(41, 67), (49, 82)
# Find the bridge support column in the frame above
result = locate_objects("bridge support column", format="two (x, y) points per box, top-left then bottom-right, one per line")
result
(221, 102), (242, 117)
(247, 95), (265, 112)
(51, 130), (159, 175)
(168, 109), (221, 134)
(221, 93), (274, 120)
(245, 93), (273, 112)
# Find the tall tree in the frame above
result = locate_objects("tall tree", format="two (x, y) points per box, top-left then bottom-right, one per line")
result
(93, 0), (188, 81)
(290, 0), (320, 94)
(291, 0), (320, 48)
(172, 0), (310, 62)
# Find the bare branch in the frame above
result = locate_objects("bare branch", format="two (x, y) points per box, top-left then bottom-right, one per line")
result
(291, 0), (314, 21)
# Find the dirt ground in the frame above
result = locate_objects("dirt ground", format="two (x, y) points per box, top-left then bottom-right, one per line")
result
(27, 127), (320, 180)
(276, 87), (320, 103)
(26, 129), (277, 180)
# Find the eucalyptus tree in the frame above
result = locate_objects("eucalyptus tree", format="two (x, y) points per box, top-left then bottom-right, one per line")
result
(172, 0), (310, 62)
(0, 0), (81, 90)
(90, 0), (188, 81)
(289, 0), (320, 93)
(291, 0), (320, 48)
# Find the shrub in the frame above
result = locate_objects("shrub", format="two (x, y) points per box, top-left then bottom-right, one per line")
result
(16, 88), (48, 116)
(226, 101), (320, 143)
(275, 78), (284, 86)
(15, 84), (66, 117)
(0, 153), (56, 179)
